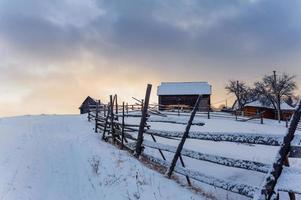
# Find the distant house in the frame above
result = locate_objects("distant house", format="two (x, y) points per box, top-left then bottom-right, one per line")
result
(243, 100), (295, 120)
(79, 96), (99, 114)
(157, 82), (212, 111)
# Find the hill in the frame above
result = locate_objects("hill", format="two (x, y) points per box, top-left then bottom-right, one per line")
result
(0, 115), (205, 200)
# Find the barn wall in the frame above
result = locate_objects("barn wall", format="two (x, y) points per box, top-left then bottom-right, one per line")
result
(243, 106), (294, 120)
(282, 111), (294, 120)
(158, 95), (210, 111)
(79, 98), (97, 114)
(244, 107), (275, 119)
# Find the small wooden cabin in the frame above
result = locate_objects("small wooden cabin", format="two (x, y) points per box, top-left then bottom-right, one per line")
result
(157, 82), (212, 111)
(243, 101), (295, 120)
(79, 96), (98, 114)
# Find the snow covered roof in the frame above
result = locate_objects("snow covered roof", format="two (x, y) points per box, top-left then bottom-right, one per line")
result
(79, 96), (98, 108)
(157, 82), (212, 96)
(245, 100), (295, 111)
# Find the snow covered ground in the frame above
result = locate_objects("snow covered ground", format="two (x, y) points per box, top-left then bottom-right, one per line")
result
(0, 115), (206, 200)
(0, 113), (300, 200)
(125, 112), (301, 199)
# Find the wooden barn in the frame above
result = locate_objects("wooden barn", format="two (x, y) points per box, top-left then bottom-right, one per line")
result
(243, 100), (295, 120)
(157, 82), (212, 111)
(79, 96), (99, 114)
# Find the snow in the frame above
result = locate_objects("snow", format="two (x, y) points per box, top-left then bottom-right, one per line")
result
(245, 100), (295, 110)
(122, 111), (301, 199)
(143, 140), (271, 173)
(0, 115), (205, 200)
(276, 167), (301, 194)
(157, 82), (212, 95)
(143, 154), (258, 198)
(1, 111), (300, 200)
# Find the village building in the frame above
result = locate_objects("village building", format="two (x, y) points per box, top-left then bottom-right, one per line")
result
(157, 82), (212, 111)
(79, 96), (99, 114)
(243, 100), (295, 120)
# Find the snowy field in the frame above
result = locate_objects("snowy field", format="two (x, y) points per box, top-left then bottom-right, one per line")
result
(0, 115), (206, 200)
(0, 113), (300, 200)
(124, 111), (301, 200)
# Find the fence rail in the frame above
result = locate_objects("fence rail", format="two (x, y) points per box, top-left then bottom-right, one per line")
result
(86, 86), (301, 200)
(141, 140), (271, 173)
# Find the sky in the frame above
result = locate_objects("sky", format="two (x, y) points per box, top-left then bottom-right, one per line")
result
(0, 0), (301, 117)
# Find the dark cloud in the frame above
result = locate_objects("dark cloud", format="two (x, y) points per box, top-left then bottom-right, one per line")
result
(1, 16), (83, 61)
(0, 0), (300, 116)
(1, 0), (300, 64)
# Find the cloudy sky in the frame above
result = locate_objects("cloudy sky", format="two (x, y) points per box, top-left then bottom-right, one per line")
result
(0, 0), (301, 116)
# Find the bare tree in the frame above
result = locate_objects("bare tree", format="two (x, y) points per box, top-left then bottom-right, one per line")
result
(254, 71), (297, 122)
(225, 80), (255, 111)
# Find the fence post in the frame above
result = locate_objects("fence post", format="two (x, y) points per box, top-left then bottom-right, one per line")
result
(207, 98), (211, 119)
(102, 104), (110, 140)
(141, 99), (144, 111)
(121, 102), (125, 149)
(95, 101), (99, 133)
(283, 156), (296, 200)
(126, 103), (129, 115)
(149, 133), (166, 160)
(261, 112), (263, 124)
(257, 99), (301, 200)
(166, 95), (202, 178)
(87, 102), (91, 122)
(179, 155), (191, 186)
(114, 94), (119, 122)
(115, 94), (118, 115)
(110, 95), (116, 144)
(135, 84), (152, 157)
(104, 105), (106, 117)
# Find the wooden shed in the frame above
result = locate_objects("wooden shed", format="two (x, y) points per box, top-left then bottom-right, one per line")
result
(79, 96), (98, 114)
(243, 100), (295, 120)
(157, 82), (212, 111)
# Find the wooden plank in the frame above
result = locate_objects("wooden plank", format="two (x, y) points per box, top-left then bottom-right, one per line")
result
(135, 84), (152, 157)
(94, 100), (100, 133)
(148, 119), (205, 126)
(283, 157), (296, 200)
(132, 97), (167, 117)
(102, 105), (110, 140)
(121, 102), (125, 149)
(115, 114), (143, 118)
(149, 133), (166, 161)
(143, 154), (258, 198)
(167, 95), (202, 178)
(179, 155), (191, 186)
(114, 129), (137, 141)
(142, 140), (270, 173)
(88, 102), (91, 121)
(110, 95), (116, 143)
(146, 129), (287, 146)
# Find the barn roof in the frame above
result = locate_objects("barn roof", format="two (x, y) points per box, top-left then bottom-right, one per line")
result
(157, 82), (211, 96)
(79, 96), (98, 109)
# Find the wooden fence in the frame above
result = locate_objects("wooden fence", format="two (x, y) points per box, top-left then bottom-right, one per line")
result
(153, 102), (293, 126)
(86, 84), (301, 200)
(155, 105), (267, 125)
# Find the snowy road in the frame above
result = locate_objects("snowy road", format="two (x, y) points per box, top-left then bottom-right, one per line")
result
(0, 115), (205, 200)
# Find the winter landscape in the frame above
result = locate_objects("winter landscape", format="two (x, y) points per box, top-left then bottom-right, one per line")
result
(1, 107), (301, 200)
(1, 0), (301, 200)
